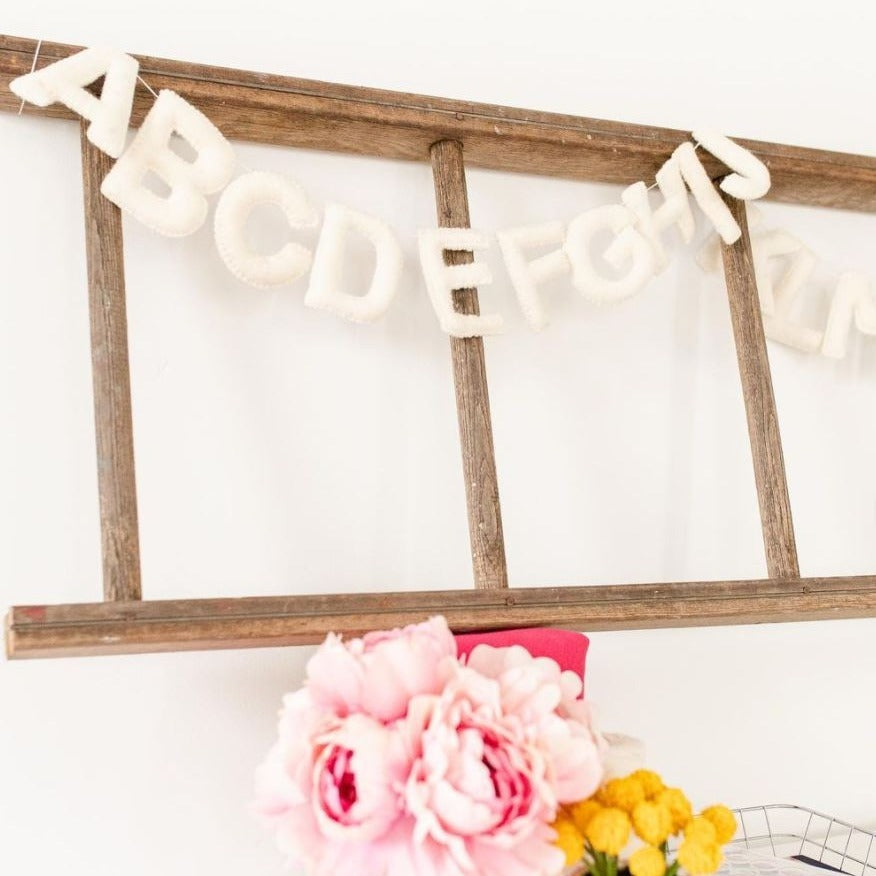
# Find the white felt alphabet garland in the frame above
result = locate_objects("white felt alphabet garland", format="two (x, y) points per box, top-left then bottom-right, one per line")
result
(11, 46), (769, 338)
(14, 45), (872, 361)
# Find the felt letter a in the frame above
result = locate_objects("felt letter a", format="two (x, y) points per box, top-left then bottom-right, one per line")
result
(101, 90), (235, 237)
(10, 46), (138, 157)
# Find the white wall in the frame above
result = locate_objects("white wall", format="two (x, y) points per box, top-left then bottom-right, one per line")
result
(1, 2), (875, 874)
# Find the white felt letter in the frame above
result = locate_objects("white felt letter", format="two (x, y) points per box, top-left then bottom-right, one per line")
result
(821, 273), (876, 359)
(654, 158), (696, 244)
(496, 221), (569, 330)
(418, 228), (502, 337)
(753, 230), (823, 353)
(605, 181), (691, 273)
(695, 218), (822, 355)
(101, 90), (235, 237)
(695, 205), (764, 273)
(214, 172), (317, 288)
(563, 205), (655, 303)
(674, 142), (741, 244)
(305, 204), (403, 323)
(693, 129), (771, 201)
(10, 47), (138, 157)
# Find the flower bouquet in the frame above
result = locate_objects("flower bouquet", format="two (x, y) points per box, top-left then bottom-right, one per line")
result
(254, 617), (734, 876)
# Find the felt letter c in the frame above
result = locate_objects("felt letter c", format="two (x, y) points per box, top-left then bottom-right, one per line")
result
(214, 172), (317, 288)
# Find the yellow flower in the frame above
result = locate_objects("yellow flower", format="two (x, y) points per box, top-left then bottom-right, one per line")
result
(701, 805), (737, 845)
(597, 777), (647, 813)
(656, 787), (693, 833)
(630, 845), (667, 876)
(684, 816), (718, 845)
(553, 815), (585, 867)
(632, 801), (673, 846)
(585, 807), (632, 856)
(677, 839), (724, 875)
(570, 799), (603, 834)
(630, 769), (665, 800)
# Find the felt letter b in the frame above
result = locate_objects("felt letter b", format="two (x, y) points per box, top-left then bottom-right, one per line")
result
(101, 90), (235, 237)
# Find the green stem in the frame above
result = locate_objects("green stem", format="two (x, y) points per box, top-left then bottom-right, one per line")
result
(583, 844), (621, 876)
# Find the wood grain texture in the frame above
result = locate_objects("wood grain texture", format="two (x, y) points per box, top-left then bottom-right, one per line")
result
(7, 575), (876, 658)
(2, 35), (876, 211)
(721, 193), (799, 579)
(81, 123), (142, 601)
(431, 140), (508, 590)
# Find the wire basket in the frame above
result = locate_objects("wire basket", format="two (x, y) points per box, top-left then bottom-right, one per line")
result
(730, 806), (876, 876)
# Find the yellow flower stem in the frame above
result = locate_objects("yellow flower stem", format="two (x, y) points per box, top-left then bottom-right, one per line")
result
(585, 841), (608, 876)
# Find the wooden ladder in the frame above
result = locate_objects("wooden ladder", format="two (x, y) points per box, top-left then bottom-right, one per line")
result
(2, 35), (874, 658)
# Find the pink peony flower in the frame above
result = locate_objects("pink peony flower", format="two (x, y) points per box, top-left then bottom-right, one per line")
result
(305, 616), (457, 722)
(401, 651), (604, 876)
(255, 689), (415, 875)
(464, 644), (604, 802)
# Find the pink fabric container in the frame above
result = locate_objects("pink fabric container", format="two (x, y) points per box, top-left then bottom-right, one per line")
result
(454, 628), (590, 695)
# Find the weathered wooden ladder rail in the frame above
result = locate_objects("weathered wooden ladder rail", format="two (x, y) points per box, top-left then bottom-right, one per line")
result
(3, 35), (876, 659)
